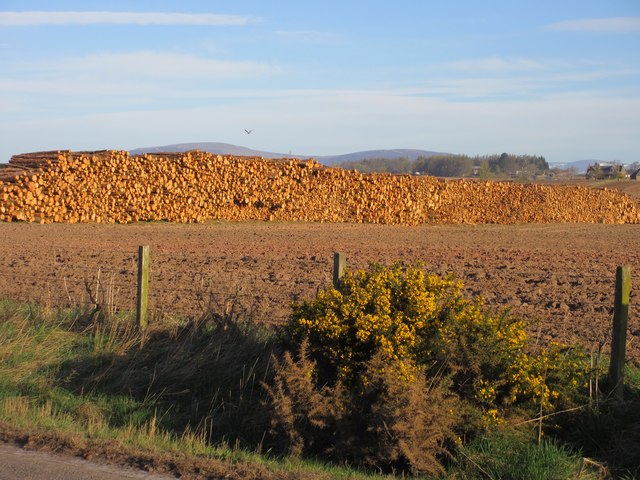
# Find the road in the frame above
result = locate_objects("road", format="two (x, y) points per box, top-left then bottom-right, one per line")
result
(0, 443), (175, 480)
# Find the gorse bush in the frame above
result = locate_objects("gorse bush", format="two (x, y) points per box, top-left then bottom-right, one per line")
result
(273, 263), (589, 473)
(284, 264), (458, 384)
(284, 263), (587, 413)
(429, 289), (589, 415)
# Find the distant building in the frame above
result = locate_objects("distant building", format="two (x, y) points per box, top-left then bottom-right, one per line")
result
(585, 163), (626, 180)
(631, 166), (640, 180)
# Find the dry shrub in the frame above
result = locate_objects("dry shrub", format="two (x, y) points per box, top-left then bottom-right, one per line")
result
(265, 344), (457, 474)
(264, 340), (343, 457)
(362, 354), (458, 475)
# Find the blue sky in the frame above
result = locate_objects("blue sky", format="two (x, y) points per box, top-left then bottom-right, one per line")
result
(1, 1), (639, 164)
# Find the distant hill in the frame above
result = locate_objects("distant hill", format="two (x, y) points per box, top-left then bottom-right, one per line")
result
(129, 143), (443, 166)
(548, 159), (597, 173)
(318, 149), (443, 165)
(136, 143), (629, 174)
(548, 159), (634, 174)
(129, 142), (308, 160)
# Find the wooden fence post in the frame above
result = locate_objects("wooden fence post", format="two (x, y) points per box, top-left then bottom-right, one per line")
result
(333, 252), (346, 288)
(136, 245), (150, 331)
(609, 265), (630, 400)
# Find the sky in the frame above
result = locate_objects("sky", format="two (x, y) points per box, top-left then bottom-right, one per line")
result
(1, 1), (639, 164)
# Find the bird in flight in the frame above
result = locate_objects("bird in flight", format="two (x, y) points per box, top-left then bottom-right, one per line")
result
(244, 129), (253, 134)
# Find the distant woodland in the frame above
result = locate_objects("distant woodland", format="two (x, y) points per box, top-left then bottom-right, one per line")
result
(339, 153), (550, 178)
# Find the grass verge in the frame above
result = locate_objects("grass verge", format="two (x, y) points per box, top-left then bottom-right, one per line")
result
(0, 299), (384, 479)
(0, 298), (635, 478)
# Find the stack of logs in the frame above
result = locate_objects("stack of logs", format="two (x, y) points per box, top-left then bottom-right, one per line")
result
(0, 150), (638, 225)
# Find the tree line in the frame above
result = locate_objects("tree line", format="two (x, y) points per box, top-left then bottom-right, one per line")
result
(339, 153), (549, 178)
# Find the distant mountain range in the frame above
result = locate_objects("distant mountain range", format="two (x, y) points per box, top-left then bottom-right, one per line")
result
(129, 142), (442, 166)
(129, 142), (309, 160)
(550, 159), (610, 173)
(129, 142), (615, 172)
(318, 149), (444, 165)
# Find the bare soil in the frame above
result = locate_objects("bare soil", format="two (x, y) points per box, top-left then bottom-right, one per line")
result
(0, 221), (638, 362)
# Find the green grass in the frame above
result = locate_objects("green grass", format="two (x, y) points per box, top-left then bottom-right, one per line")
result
(448, 431), (599, 480)
(555, 374), (640, 479)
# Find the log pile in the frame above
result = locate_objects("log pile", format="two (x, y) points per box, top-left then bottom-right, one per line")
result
(0, 150), (111, 182)
(0, 150), (638, 225)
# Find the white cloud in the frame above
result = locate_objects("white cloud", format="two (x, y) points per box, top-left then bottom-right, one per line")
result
(2, 49), (637, 111)
(7, 51), (279, 86)
(413, 56), (640, 100)
(0, 51), (282, 116)
(443, 57), (546, 72)
(548, 17), (640, 33)
(437, 57), (637, 77)
(415, 68), (640, 100)
(59, 51), (278, 79)
(0, 11), (254, 27)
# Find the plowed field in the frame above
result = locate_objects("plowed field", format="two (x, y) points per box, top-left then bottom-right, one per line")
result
(0, 222), (638, 362)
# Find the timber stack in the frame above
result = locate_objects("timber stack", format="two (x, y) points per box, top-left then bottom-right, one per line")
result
(0, 150), (638, 225)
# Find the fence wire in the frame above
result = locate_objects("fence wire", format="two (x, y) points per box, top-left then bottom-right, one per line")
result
(0, 248), (637, 330)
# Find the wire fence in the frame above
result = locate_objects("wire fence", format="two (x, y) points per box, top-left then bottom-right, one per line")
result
(0, 246), (637, 334)
(0, 247), (333, 323)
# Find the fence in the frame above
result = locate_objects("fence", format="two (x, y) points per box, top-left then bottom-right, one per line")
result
(610, 265), (631, 399)
(0, 243), (635, 394)
(126, 249), (631, 397)
(0, 250), (630, 318)
(0, 244), (335, 324)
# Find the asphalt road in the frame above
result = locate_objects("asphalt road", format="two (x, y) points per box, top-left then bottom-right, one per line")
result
(0, 443), (175, 480)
